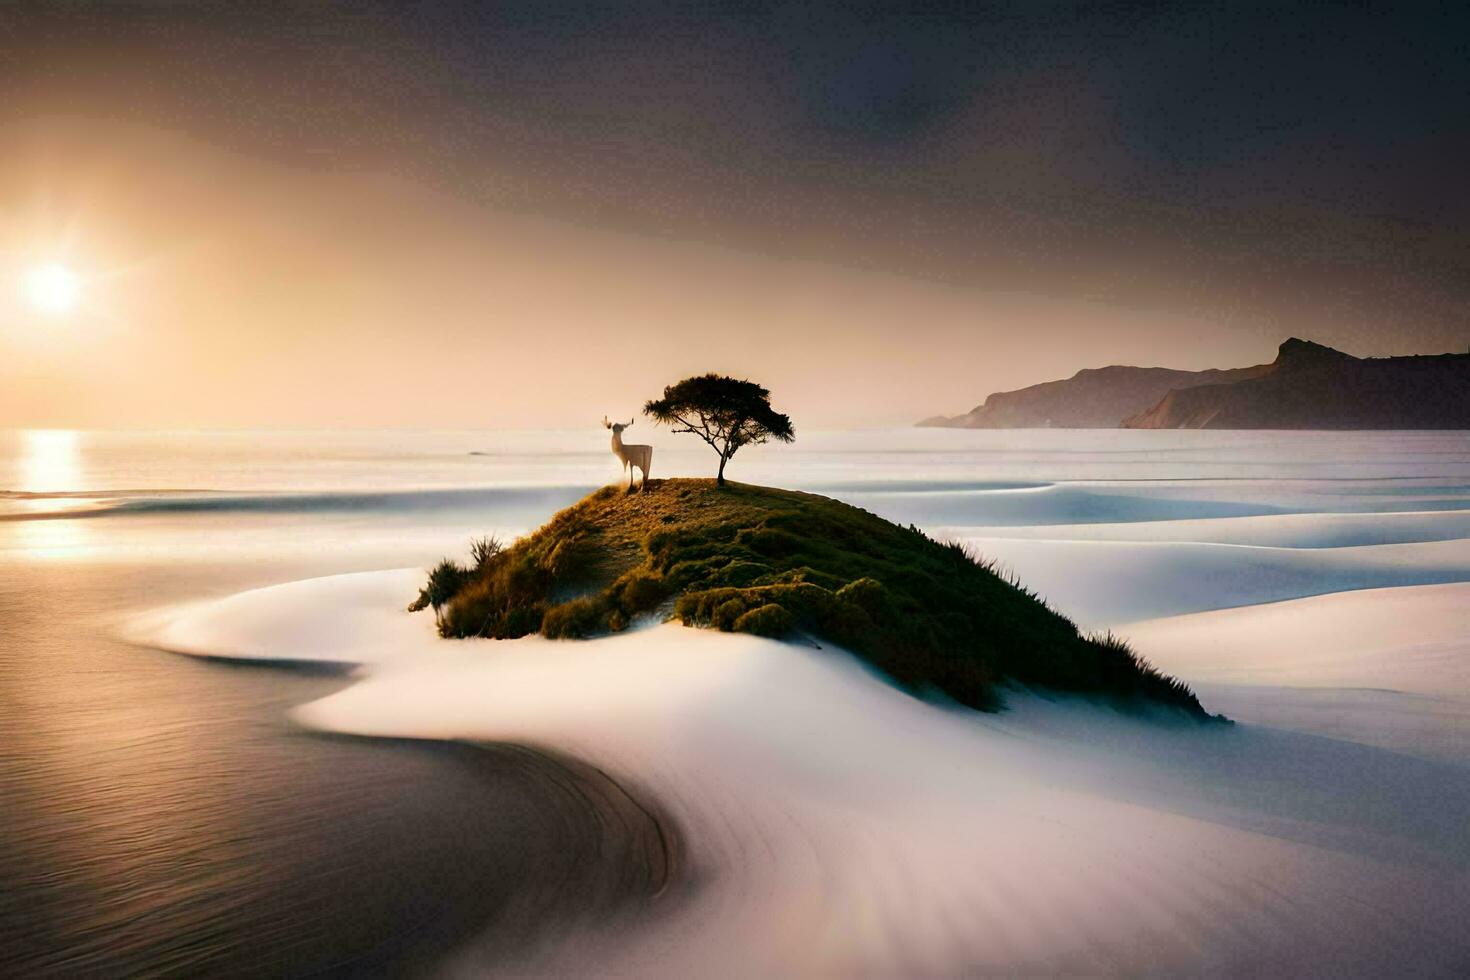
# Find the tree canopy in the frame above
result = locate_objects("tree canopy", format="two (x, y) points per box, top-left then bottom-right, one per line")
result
(644, 374), (794, 484)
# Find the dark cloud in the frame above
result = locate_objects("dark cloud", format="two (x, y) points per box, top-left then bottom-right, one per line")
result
(4, 0), (1467, 354)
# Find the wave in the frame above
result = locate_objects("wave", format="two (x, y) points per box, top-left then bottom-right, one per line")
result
(843, 485), (1290, 527)
(0, 481), (1291, 528)
(802, 479), (1054, 494)
(1, 489), (212, 499)
(0, 485), (594, 522)
(10, 476), (1468, 532)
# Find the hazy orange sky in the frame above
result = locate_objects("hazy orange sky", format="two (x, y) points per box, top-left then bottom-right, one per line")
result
(2, 4), (1465, 429)
(0, 118), (1280, 429)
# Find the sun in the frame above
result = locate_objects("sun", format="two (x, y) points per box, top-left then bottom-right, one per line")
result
(24, 262), (82, 315)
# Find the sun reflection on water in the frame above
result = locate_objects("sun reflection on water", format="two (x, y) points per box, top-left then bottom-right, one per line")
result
(7, 429), (93, 559)
(20, 430), (83, 494)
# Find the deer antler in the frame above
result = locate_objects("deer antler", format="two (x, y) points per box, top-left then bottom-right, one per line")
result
(602, 416), (611, 429)
(625, 418), (635, 428)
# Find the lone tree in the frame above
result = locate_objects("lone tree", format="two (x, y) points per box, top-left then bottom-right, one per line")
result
(644, 374), (795, 485)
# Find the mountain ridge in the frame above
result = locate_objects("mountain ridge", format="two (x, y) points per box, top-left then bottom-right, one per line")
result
(921, 339), (1470, 430)
(1123, 340), (1470, 429)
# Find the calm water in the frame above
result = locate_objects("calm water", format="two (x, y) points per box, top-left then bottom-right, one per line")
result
(3, 427), (1470, 975)
(0, 555), (658, 975)
(1, 430), (652, 975)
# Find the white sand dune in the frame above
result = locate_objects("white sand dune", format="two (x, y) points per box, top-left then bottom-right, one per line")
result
(143, 570), (1470, 977)
(953, 534), (1470, 627)
(1125, 582), (1470, 695)
(1123, 582), (1470, 766)
(135, 568), (434, 664)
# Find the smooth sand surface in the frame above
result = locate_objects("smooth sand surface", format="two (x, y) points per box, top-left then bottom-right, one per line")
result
(944, 508), (1470, 548)
(144, 570), (1470, 976)
(954, 528), (1470, 626)
(1123, 582), (1470, 765)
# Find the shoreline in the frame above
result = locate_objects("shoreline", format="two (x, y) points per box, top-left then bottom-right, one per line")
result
(133, 583), (687, 974)
(328, 736), (685, 976)
(143, 569), (1470, 975)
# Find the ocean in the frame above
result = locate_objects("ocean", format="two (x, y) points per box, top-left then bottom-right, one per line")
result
(4, 427), (1470, 974)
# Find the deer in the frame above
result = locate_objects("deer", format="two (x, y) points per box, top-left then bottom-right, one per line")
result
(604, 416), (653, 492)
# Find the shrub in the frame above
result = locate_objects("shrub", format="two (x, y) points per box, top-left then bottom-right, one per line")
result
(732, 603), (794, 637)
(756, 565), (844, 590)
(542, 596), (609, 639)
(835, 577), (889, 618)
(613, 569), (668, 613)
(501, 603), (546, 637)
(541, 536), (590, 579)
(710, 560), (771, 587)
(408, 558), (470, 618)
(470, 535), (503, 569)
(713, 597), (747, 631)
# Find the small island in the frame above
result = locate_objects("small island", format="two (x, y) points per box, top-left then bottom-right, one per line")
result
(411, 478), (1209, 719)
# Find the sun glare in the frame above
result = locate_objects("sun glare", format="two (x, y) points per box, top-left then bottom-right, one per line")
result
(24, 262), (82, 315)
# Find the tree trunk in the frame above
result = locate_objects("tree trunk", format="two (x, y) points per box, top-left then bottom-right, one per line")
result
(717, 453), (727, 486)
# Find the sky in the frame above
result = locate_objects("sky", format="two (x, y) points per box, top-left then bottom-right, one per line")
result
(1, 1), (1466, 428)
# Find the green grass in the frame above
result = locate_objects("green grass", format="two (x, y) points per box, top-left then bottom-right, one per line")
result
(415, 478), (1212, 718)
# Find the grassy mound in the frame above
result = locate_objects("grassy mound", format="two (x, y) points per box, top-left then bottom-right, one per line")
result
(412, 479), (1209, 718)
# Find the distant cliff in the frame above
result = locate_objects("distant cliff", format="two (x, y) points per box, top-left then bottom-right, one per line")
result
(921, 338), (1470, 430)
(919, 363), (1270, 428)
(1123, 339), (1470, 429)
